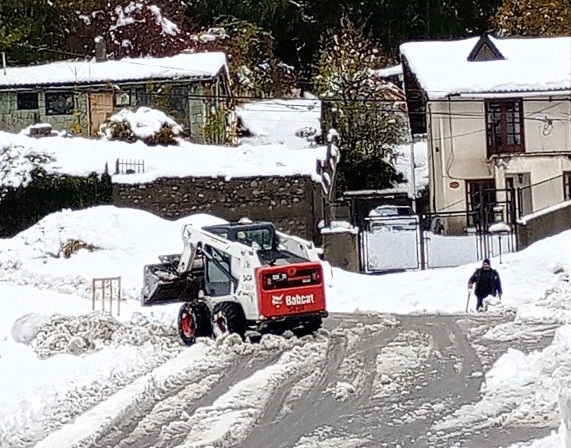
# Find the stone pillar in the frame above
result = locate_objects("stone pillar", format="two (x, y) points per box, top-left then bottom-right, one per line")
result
(322, 229), (360, 272)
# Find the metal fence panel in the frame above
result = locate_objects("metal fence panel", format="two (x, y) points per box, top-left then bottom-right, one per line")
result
(424, 232), (481, 268)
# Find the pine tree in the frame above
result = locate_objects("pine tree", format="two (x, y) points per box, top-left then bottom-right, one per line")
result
(191, 19), (295, 97)
(491, 0), (571, 36)
(314, 17), (407, 193)
(0, 0), (64, 65)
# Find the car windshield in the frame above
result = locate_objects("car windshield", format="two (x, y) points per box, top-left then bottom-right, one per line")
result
(369, 206), (413, 217)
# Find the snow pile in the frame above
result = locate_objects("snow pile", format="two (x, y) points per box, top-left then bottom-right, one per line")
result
(0, 139), (55, 195)
(0, 311), (185, 448)
(433, 275), (571, 446)
(435, 324), (571, 435)
(14, 311), (179, 359)
(372, 330), (434, 399)
(0, 207), (225, 301)
(561, 391), (571, 448)
(102, 107), (184, 145)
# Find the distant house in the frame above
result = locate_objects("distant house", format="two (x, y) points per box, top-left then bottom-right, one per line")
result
(401, 34), (571, 234)
(0, 49), (231, 144)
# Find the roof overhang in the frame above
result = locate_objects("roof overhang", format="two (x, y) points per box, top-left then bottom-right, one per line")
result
(458, 90), (571, 99)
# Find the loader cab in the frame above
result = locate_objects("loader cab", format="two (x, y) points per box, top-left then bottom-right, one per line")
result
(203, 222), (278, 251)
(201, 222), (277, 297)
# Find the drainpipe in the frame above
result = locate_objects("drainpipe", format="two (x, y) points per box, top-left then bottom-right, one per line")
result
(428, 103), (436, 213)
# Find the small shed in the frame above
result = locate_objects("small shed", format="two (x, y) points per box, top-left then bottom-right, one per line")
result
(0, 51), (231, 144)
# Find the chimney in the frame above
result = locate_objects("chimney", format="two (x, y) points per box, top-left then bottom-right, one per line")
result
(94, 36), (107, 62)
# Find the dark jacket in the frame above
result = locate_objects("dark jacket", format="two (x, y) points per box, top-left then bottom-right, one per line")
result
(469, 268), (502, 297)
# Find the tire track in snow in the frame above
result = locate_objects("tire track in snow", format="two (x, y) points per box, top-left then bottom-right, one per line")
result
(31, 337), (252, 448)
(240, 319), (401, 448)
(168, 334), (331, 448)
(111, 342), (287, 448)
(28, 311), (555, 448)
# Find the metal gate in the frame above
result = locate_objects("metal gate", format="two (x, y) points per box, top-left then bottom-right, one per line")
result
(361, 215), (517, 272)
(361, 215), (421, 273)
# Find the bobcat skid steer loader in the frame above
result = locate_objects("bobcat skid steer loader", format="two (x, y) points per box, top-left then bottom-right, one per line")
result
(141, 220), (327, 345)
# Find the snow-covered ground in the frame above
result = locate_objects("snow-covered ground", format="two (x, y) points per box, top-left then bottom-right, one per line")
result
(0, 206), (569, 447)
(0, 130), (328, 189)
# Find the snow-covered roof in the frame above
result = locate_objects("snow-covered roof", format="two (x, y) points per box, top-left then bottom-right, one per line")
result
(0, 52), (227, 89)
(236, 98), (321, 149)
(400, 35), (571, 100)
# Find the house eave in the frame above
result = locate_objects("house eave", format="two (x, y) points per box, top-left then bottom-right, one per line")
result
(458, 90), (571, 99)
(0, 74), (217, 92)
(488, 151), (571, 163)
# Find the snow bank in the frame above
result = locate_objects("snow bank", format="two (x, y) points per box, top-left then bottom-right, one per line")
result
(327, 230), (571, 314)
(560, 390), (571, 448)
(0, 130), (327, 186)
(0, 206), (226, 301)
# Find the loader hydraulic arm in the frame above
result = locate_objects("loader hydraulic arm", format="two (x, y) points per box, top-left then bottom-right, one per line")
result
(176, 223), (263, 275)
(275, 230), (321, 261)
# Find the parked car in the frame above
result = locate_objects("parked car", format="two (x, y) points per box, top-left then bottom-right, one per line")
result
(368, 205), (414, 217)
(367, 205), (418, 232)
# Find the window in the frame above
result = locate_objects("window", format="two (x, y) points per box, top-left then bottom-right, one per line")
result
(45, 92), (74, 115)
(204, 245), (232, 297)
(564, 172), (571, 201)
(485, 100), (524, 156)
(115, 91), (131, 107)
(135, 87), (151, 107)
(466, 179), (496, 228)
(17, 92), (39, 110)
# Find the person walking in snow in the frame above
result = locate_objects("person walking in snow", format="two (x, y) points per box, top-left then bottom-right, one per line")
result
(468, 258), (502, 312)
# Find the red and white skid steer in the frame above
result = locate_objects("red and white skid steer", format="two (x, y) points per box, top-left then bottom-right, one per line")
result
(141, 219), (328, 345)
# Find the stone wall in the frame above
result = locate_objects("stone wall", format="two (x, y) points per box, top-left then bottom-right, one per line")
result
(113, 175), (326, 242)
(0, 90), (88, 134)
(517, 202), (571, 249)
(0, 80), (222, 143)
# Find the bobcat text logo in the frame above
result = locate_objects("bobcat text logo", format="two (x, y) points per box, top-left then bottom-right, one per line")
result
(285, 294), (315, 306)
(271, 294), (284, 308)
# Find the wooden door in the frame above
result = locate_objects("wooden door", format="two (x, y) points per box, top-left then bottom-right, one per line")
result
(89, 92), (114, 136)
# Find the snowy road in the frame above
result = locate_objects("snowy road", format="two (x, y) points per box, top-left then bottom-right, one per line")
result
(24, 311), (558, 448)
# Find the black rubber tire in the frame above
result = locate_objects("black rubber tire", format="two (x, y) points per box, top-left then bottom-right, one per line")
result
(292, 317), (323, 337)
(211, 302), (247, 339)
(193, 302), (213, 338)
(178, 302), (212, 345)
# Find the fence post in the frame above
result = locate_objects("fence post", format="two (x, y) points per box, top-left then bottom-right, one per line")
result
(92, 277), (121, 316)
(418, 216), (427, 270)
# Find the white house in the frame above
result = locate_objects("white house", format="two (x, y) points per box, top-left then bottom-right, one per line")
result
(400, 34), (571, 234)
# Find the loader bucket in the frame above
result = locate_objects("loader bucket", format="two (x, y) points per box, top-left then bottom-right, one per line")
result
(141, 263), (200, 307)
